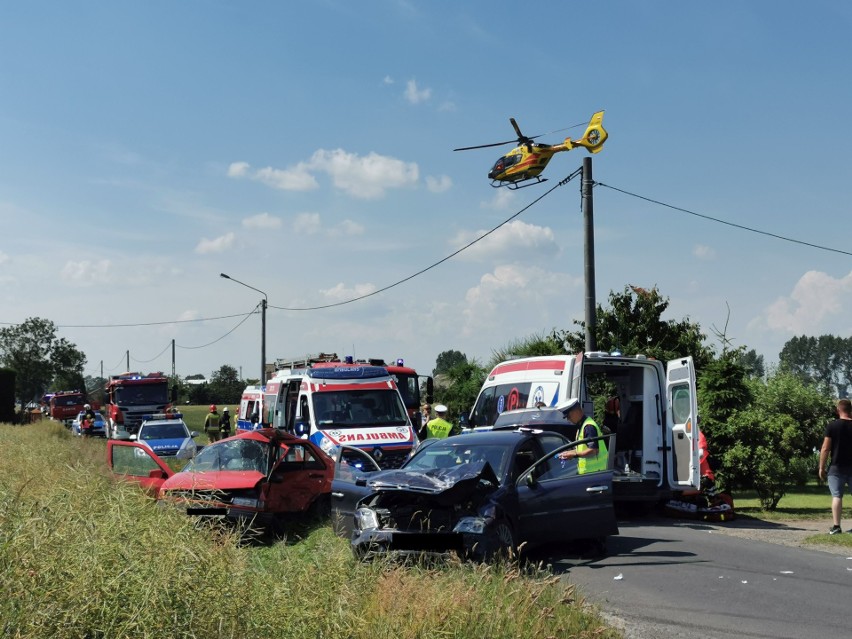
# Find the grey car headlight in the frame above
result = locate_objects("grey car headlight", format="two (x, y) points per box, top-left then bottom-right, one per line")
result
(453, 517), (487, 535)
(355, 507), (380, 531)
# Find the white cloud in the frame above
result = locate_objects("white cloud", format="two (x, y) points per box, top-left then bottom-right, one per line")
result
(480, 188), (515, 210)
(320, 281), (377, 302)
(760, 270), (852, 334)
(462, 264), (582, 334)
(242, 212), (282, 230)
(451, 220), (558, 262)
(60, 259), (113, 286)
(383, 75), (394, 85)
(309, 149), (418, 199)
(293, 213), (364, 237)
(227, 161), (250, 178)
(293, 212), (322, 235)
(693, 244), (716, 260)
(228, 150), (418, 200)
(253, 164), (319, 191)
(195, 232), (235, 254)
(426, 175), (453, 193)
(329, 219), (365, 237)
(438, 101), (457, 112)
(404, 79), (431, 104)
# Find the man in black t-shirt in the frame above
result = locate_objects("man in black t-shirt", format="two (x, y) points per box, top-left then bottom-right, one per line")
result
(819, 399), (852, 535)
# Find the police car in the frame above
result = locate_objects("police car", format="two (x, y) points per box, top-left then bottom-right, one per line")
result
(132, 413), (198, 459)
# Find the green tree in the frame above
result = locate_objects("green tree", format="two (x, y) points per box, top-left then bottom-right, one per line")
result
(208, 365), (243, 404)
(0, 317), (87, 403)
(719, 371), (832, 509)
(557, 286), (714, 370)
(779, 334), (852, 397)
(488, 332), (565, 369)
(738, 348), (765, 379)
(435, 360), (486, 422)
(432, 350), (467, 377)
(697, 349), (753, 449)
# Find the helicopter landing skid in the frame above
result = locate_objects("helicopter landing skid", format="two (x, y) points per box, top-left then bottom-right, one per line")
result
(492, 176), (548, 190)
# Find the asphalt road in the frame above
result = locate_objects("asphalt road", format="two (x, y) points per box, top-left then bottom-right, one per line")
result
(535, 518), (851, 639)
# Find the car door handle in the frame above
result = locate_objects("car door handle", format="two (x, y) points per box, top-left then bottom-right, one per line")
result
(331, 492), (345, 499)
(586, 485), (609, 493)
(308, 473), (325, 479)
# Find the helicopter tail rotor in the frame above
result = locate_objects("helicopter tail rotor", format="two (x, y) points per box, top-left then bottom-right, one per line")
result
(569, 111), (608, 154)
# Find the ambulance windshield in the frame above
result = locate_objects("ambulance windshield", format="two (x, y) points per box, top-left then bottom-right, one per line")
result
(312, 389), (408, 428)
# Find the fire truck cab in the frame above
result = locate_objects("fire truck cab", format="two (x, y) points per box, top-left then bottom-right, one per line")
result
(104, 372), (176, 440)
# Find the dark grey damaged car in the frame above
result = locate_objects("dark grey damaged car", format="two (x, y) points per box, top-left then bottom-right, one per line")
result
(330, 429), (618, 560)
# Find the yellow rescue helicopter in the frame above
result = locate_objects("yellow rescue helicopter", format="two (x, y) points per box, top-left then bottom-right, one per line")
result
(454, 111), (608, 189)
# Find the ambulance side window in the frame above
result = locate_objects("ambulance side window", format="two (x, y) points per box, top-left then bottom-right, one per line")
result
(299, 396), (311, 424)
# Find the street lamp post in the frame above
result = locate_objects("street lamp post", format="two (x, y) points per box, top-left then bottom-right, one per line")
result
(220, 273), (267, 385)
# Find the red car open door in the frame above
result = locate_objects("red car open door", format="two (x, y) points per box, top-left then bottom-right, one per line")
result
(107, 440), (173, 495)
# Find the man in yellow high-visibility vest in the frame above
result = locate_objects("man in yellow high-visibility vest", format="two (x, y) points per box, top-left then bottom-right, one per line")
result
(424, 404), (456, 439)
(557, 398), (608, 474)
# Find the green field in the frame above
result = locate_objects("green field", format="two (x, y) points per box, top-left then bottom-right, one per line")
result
(0, 420), (620, 639)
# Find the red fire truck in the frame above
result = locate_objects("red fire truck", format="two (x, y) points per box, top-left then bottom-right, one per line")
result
(49, 390), (88, 424)
(104, 372), (176, 439)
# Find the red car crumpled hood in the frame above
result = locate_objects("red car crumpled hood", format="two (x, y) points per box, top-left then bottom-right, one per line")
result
(162, 470), (264, 492)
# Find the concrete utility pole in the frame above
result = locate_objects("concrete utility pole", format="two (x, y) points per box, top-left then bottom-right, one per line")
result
(171, 339), (175, 378)
(582, 157), (597, 353)
(220, 273), (268, 385)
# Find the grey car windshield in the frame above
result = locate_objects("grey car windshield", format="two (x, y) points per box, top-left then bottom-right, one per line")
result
(405, 440), (510, 482)
(184, 439), (269, 474)
(312, 389), (408, 428)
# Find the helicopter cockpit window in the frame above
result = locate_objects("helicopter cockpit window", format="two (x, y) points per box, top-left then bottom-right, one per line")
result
(504, 153), (521, 168)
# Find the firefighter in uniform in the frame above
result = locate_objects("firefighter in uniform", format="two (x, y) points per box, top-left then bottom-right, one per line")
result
(557, 398), (608, 473)
(204, 404), (220, 443)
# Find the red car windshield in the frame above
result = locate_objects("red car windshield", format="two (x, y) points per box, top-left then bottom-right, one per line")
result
(184, 439), (269, 474)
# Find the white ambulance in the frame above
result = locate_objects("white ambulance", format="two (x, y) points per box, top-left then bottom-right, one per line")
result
(465, 352), (700, 501)
(263, 364), (417, 469)
(236, 384), (264, 432)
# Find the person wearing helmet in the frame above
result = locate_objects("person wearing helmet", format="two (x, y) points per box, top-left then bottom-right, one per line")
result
(81, 403), (97, 437)
(219, 406), (232, 439)
(204, 404), (220, 443)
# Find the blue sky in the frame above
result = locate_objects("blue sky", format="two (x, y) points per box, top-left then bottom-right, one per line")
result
(2, 1), (851, 382)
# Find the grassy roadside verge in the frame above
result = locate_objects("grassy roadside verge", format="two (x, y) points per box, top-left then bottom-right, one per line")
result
(733, 485), (852, 547)
(0, 421), (620, 639)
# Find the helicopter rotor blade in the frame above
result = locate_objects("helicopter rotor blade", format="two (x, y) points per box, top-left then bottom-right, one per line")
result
(453, 140), (518, 152)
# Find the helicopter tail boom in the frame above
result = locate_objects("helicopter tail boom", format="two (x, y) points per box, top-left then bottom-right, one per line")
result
(566, 110), (608, 154)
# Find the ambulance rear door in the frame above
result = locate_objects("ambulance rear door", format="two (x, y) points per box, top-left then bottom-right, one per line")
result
(666, 356), (700, 490)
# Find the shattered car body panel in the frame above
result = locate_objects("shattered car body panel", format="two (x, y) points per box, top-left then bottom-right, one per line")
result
(331, 431), (618, 560)
(107, 428), (333, 529)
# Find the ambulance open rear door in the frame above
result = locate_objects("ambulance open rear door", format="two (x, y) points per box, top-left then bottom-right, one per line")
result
(666, 356), (700, 490)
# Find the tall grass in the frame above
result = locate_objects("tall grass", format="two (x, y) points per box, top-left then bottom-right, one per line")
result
(1, 421), (619, 639)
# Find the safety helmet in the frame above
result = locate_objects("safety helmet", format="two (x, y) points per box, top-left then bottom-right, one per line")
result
(210, 404), (216, 412)
(223, 406), (229, 412)
(84, 404), (91, 410)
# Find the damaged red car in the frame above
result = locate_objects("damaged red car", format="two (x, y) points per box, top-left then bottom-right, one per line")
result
(107, 428), (333, 531)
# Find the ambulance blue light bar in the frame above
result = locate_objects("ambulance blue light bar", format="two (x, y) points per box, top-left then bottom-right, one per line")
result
(309, 366), (388, 380)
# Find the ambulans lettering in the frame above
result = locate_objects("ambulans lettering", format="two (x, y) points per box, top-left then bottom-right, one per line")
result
(336, 431), (409, 443)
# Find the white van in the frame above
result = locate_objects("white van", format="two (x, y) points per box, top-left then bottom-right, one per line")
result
(263, 364), (417, 469)
(466, 352), (700, 501)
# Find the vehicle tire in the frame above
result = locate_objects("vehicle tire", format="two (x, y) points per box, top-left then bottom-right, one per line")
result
(492, 519), (517, 561)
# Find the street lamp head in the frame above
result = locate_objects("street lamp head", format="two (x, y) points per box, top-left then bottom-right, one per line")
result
(220, 273), (230, 279)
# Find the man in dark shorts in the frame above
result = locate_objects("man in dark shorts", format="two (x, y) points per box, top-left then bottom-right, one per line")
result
(819, 399), (852, 535)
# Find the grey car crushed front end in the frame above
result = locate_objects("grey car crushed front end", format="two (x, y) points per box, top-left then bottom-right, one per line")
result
(349, 461), (509, 560)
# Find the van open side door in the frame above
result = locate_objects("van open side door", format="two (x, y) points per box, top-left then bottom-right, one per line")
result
(666, 356), (700, 490)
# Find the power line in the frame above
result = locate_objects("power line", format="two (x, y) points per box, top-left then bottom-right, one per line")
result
(129, 341), (172, 364)
(176, 305), (259, 350)
(595, 182), (852, 258)
(269, 170), (580, 311)
(17, 311), (261, 330)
